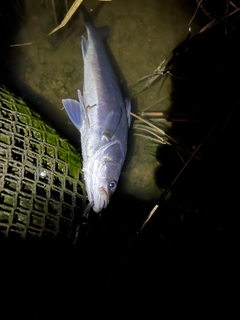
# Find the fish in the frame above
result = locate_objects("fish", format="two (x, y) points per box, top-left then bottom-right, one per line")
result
(62, 9), (131, 214)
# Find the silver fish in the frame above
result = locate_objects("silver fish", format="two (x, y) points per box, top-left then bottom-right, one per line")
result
(62, 16), (131, 214)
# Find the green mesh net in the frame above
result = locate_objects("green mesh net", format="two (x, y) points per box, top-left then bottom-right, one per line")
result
(0, 87), (86, 242)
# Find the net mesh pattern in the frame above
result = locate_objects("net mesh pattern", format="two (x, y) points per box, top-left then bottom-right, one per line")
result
(0, 87), (86, 242)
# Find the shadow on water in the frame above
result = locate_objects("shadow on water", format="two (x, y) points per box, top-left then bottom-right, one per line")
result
(155, 9), (240, 222)
(128, 6), (240, 315)
(0, 1), (25, 83)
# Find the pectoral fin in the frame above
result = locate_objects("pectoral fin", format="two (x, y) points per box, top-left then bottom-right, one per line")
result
(102, 109), (122, 140)
(62, 95), (87, 131)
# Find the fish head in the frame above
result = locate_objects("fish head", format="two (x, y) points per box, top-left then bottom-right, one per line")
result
(84, 140), (126, 213)
(90, 159), (121, 213)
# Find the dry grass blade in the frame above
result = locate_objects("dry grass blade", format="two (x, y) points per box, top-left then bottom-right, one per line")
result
(131, 112), (177, 144)
(131, 112), (166, 136)
(133, 124), (169, 144)
(130, 60), (166, 96)
(199, 7), (240, 34)
(139, 111), (164, 117)
(141, 97), (168, 112)
(11, 0), (83, 47)
(194, 0), (213, 20)
(134, 133), (168, 144)
(46, 0), (83, 36)
(51, 0), (58, 27)
(189, 0), (203, 27)
(10, 41), (35, 47)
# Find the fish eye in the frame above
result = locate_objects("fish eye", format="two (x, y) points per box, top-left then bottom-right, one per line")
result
(109, 180), (117, 191)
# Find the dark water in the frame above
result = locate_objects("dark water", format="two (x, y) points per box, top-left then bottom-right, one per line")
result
(1, 0), (239, 317)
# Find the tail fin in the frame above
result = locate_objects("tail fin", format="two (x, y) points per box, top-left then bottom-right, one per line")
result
(79, 3), (92, 24)
(80, 3), (109, 40)
(79, 1), (105, 24)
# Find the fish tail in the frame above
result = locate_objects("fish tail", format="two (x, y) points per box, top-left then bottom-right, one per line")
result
(79, 1), (106, 24)
(80, 3), (109, 39)
(79, 3), (92, 24)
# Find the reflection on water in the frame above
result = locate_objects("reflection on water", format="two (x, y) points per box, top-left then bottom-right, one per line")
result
(5, 0), (199, 206)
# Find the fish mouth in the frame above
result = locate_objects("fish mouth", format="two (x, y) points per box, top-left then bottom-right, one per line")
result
(99, 186), (109, 209)
(99, 186), (108, 197)
(92, 186), (109, 213)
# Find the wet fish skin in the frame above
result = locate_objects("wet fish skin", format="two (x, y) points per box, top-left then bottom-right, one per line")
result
(62, 15), (131, 213)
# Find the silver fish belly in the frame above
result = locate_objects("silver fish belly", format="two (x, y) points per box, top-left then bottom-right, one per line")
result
(62, 20), (131, 213)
